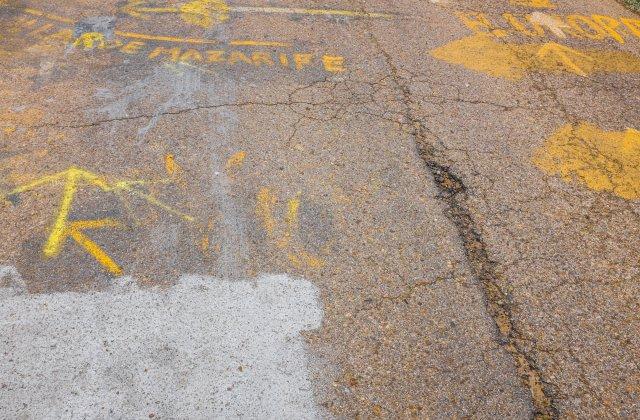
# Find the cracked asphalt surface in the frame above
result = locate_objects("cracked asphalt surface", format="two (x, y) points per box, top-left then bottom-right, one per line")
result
(1, 0), (639, 418)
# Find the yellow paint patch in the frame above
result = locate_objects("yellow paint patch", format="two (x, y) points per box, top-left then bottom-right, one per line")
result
(231, 4), (392, 19)
(0, 107), (44, 132)
(14, 6), (346, 73)
(165, 153), (180, 176)
(277, 194), (300, 249)
(430, 33), (640, 80)
(288, 250), (325, 269)
(533, 123), (640, 200)
(119, 0), (390, 30)
(510, 0), (556, 8)
(66, 219), (125, 275)
(199, 235), (210, 252)
(226, 150), (246, 169)
(180, 0), (229, 28)
(457, 12), (640, 44)
(73, 32), (106, 49)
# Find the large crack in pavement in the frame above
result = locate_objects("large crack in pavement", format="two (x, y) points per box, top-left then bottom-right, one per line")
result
(358, 15), (559, 418)
(414, 131), (558, 419)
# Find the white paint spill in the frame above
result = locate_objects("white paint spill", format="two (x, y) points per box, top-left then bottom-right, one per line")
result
(0, 271), (323, 419)
(529, 12), (570, 38)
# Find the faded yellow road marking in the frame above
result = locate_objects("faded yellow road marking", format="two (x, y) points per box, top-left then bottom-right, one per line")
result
(3, 166), (194, 275)
(430, 33), (640, 80)
(115, 30), (221, 45)
(22, 7), (74, 24)
(533, 123), (640, 200)
(458, 11), (640, 44)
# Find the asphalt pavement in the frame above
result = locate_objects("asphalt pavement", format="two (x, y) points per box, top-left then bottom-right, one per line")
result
(0, 0), (639, 418)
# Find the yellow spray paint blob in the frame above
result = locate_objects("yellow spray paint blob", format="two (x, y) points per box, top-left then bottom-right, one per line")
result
(180, 0), (230, 28)
(430, 33), (640, 80)
(165, 153), (180, 176)
(533, 123), (640, 200)
(510, 0), (556, 8)
(226, 150), (246, 169)
(72, 32), (106, 49)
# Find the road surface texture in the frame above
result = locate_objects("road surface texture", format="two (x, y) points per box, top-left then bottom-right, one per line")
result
(0, 0), (638, 418)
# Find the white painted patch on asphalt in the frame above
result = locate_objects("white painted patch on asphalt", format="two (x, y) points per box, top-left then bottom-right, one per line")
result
(0, 271), (323, 419)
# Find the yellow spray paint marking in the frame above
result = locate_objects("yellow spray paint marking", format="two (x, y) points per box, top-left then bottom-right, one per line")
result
(72, 32), (106, 49)
(509, 0), (556, 8)
(430, 33), (640, 80)
(256, 187), (277, 236)
(277, 194), (300, 250)
(66, 219), (125, 275)
(457, 12), (640, 44)
(123, 0), (230, 28)
(165, 153), (180, 176)
(288, 251), (325, 269)
(13, 5), (289, 47)
(22, 7), (74, 24)
(255, 188), (325, 269)
(121, 0), (393, 28)
(3, 166), (194, 275)
(533, 123), (640, 200)
(180, 0), (229, 28)
(230, 5), (393, 19)
(225, 150), (246, 170)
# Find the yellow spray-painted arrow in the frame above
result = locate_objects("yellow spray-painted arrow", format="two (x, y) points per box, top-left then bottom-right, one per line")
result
(122, 0), (231, 27)
(121, 0), (393, 28)
(430, 33), (640, 80)
(3, 166), (194, 276)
